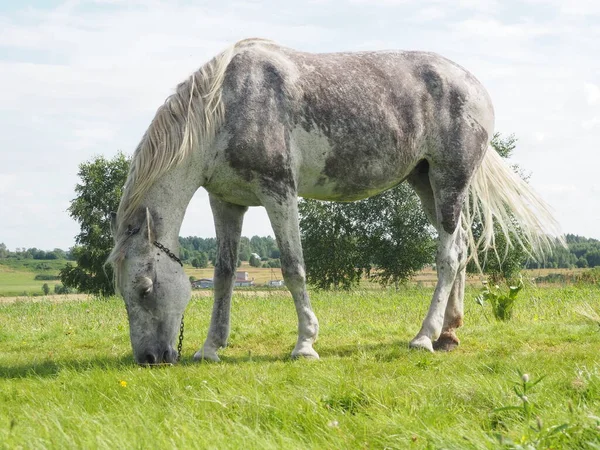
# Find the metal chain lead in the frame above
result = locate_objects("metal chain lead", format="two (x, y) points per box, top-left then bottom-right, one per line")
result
(177, 314), (184, 361)
(153, 241), (183, 266)
(152, 240), (185, 362)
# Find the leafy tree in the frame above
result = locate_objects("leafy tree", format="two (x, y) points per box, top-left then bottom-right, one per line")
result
(238, 237), (252, 262)
(299, 183), (435, 290)
(299, 199), (365, 289)
(191, 252), (209, 268)
(60, 153), (130, 296)
(42, 283), (50, 296)
(249, 254), (262, 268)
(576, 256), (589, 268)
(353, 186), (435, 289)
(586, 250), (600, 267)
(265, 259), (281, 268)
(0, 243), (7, 258)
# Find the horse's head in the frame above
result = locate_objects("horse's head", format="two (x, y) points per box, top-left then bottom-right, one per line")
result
(110, 207), (190, 365)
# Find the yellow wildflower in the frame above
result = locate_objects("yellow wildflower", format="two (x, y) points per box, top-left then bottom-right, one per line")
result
(120, 380), (127, 388)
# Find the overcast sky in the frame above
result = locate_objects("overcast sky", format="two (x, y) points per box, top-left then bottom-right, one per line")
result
(1, 0), (599, 251)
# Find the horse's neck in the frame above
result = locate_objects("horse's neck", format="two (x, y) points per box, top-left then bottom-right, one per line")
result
(142, 158), (201, 249)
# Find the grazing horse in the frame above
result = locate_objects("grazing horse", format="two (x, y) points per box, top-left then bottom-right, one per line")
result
(108, 38), (562, 364)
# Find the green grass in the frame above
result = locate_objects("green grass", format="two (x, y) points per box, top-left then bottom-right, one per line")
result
(1, 286), (599, 449)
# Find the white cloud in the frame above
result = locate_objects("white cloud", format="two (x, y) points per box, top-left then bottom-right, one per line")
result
(410, 6), (445, 22)
(582, 117), (600, 130)
(453, 18), (555, 39)
(584, 83), (600, 105)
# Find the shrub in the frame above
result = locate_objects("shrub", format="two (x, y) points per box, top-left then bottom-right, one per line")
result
(34, 274), (61, 280)
(476, 276), (523, 321)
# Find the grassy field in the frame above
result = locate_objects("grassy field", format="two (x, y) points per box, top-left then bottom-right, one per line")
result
(0, 268), (62, 298)
(1, 284), (599, 449)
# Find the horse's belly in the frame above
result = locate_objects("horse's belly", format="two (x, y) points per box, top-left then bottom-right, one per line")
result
(292, 126), (413, 201)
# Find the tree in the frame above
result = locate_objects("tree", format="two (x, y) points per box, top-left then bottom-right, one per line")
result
(60, 153), (130, 296)
(191, 252), (209, 268)
(238, 237), (252, 261)
(249, 254), (262, 267)
(299, 199), (365, 289)
(352, 186), (436, 289)
(42, 283), (50, 296)
(299, 183), (435, 290)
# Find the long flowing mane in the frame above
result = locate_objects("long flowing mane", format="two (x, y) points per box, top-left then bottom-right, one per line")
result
(108, 38), (272, 274)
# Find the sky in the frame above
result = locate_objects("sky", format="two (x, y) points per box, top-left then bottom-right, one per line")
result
(1, 0), (599, 251)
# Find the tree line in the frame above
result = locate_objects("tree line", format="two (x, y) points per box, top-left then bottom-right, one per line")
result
(0, 244), (72, 261)
(178, 235), (281, 269)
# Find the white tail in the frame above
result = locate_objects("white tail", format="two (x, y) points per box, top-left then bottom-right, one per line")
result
(464, 146), (566, 268)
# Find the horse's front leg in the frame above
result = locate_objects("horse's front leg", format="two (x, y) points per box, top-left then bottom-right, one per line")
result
(263, 195), (319, 359)
(194, 195), (247, 362)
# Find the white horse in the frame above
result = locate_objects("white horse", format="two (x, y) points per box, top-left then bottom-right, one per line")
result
(108, 39), (562, 364)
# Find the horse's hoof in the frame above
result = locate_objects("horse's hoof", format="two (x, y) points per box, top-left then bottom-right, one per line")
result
(193, 348), (221, 362)
(433, 332), (460, 352)
(291, 345), (320, 360)
(409, 336), (434, 353)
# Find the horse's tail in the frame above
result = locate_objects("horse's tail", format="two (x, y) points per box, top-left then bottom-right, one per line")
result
(463, 145), (565, 269)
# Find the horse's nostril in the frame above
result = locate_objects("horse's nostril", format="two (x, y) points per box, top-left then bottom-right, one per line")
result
(162, 350), (171, 362)
(144, 353), (157, 364)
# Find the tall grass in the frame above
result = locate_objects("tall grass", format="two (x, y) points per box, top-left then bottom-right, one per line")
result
(1, 286), (599, 449)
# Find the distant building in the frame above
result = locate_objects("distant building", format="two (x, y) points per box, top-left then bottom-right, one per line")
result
(192, 278), (213, 289)
(267, 280), (285, 287)
(234, 280), (255, 287)
(236, 271), (249, 281)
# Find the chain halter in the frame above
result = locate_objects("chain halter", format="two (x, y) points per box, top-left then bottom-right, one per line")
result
(153, 240), (185, 362)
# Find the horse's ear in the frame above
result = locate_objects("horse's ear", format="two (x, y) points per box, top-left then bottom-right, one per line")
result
(143, 207), (155, 244)
(110, 212), (117, 237)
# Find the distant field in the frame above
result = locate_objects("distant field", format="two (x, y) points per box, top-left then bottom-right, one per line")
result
(0, 261), (66, 297)
(0, 258), (595, 297)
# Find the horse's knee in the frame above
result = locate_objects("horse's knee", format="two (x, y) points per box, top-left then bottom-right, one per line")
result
(214, 258), (236, 281)
(281, 263), (306, 289)
(436, 247), (460, 275)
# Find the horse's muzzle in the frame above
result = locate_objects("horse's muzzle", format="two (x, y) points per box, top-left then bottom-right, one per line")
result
(137, 346), (178, 366)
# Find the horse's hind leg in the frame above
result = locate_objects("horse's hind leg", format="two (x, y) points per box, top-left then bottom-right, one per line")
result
(408, 158), (474, 352)
(262, 195), (319, 359)
(433, 226), (467, 351)
(194, 194), (247, 362)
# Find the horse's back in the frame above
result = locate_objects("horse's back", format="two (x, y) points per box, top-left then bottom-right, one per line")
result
(214, 41), (494, 202)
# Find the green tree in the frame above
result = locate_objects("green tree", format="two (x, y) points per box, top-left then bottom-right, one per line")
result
(353, 186), (435, 289)
(299, 199), (365, 289)
(42, 283), (50, 296)
(60, 153), (130, 296)
(191, 252), (209, 268)
(249, 254), (262, 268)
(238, 237), (252, 261)
(299, 183), (435, 290)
